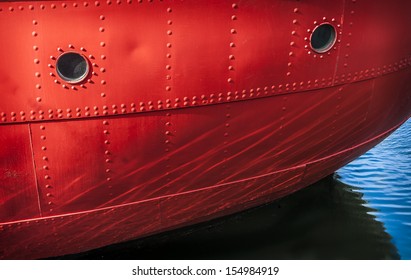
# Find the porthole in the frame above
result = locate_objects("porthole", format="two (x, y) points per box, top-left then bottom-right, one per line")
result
(310, 23), (337, 53)
(56, 52), (89, 83)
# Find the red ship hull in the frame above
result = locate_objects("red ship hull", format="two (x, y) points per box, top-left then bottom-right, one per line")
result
(0, 0), (411, 259)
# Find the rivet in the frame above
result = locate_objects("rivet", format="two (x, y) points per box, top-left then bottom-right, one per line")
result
(293, 8), (299, 13)
(36, 84), (41, 89)
(167, 30), (172, 35)
(229, 55), (235, 60)
(33, 46), (39, 51)
(293, 19), (298, 24)
(167, 7), (172, 13)
(105, 150), (110, 155)
(166, 65), (171, 70)
(84, 2), (89, 7)
(231, 15), (237, 20)
(232, 3), (238, 9)
(51, 4), (56, 9)
(62, 3), (67, 8)
(100, 68), (106, 73)
(290, 41), (295, 46)
(101, 80), (106, 85)
(230, 29), (237, 34)
(166, 43), (172, 48)
(227, 78), (233, 83)
(34, 59), (40, 64)
(105, 159), (111, 163)
(166, 86), (171, 91)
(228, 65), (234, 71)
(100, 42), (106, 47)
(43, 156), (48, 161)
(44, 175), (50, 180)
(57, 47), (63, 52)
(291, 30), (296, 35)
(32, 31), (38, 37)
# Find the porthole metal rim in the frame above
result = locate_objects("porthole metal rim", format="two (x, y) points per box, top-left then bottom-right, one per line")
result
(309, 22), (337, 54)
(56, 52), (90, 84)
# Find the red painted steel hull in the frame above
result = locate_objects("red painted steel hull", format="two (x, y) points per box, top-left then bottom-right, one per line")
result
(0, 0), (411, 259)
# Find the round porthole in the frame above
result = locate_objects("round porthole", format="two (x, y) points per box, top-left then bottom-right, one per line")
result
(310, 23), (337, 53)
(56, 52), (89, 83)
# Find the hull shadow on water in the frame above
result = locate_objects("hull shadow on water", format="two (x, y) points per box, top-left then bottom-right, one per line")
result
(56, 175), (399, 260)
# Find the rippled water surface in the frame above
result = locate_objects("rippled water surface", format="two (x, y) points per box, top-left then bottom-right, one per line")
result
(57, 120), (411, 260)
(338, 119), (411, 259)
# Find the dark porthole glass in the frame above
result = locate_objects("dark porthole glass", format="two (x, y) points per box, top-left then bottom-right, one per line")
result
(310, 23), (337, 53)
(56, 52), (89, 83)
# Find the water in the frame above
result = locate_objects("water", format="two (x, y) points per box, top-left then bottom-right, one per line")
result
(56, 119), (411, 260)
(338, 119), (411, 259)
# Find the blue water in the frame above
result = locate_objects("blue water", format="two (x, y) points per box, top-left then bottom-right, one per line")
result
(338, 119), (411, 259)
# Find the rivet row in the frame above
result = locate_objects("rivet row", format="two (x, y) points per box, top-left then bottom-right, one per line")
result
(1, 56), (410, 124)
(0, 0), (158, 13)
